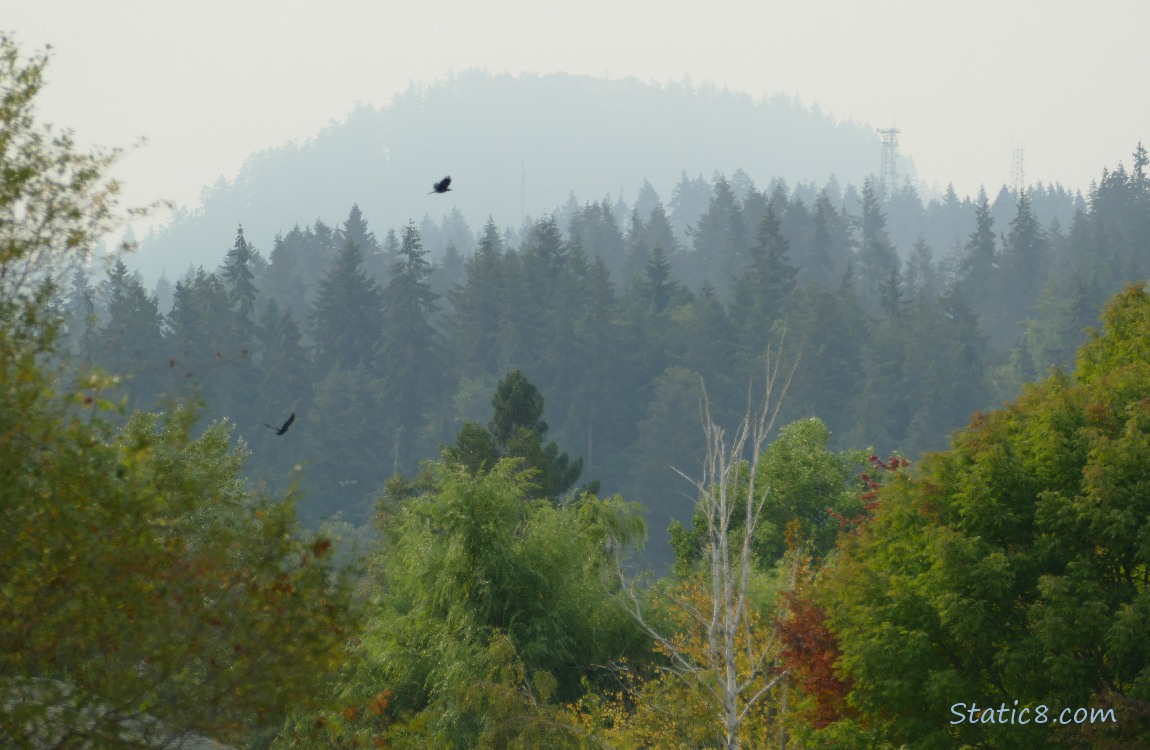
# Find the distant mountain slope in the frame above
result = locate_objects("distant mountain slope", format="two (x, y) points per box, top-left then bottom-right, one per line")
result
(132, 70), (883, 280)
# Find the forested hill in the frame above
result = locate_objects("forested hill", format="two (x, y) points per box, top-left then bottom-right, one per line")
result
(60, 145), (1145, 565)
(129, 70), (883, 282)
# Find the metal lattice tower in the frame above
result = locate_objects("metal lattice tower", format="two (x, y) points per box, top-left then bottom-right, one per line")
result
(877, 127), (900, 200)
(1010, 148), (1025, 195)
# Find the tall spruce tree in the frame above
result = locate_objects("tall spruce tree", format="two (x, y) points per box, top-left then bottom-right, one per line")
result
(376, 221), (444, 473)
(806, 188), (855, 287)
(689, 175), (746, 297)
(731, 203), (798, 369)
(857, 178), (900, 310)
(221, 224), (258, 326)
(488, 370), (583, 500)
(959, 187), (998, 327)
(63, 266), (98, 365)
(95, 260), (167, 409)
(308, 236), (382, 375)
(449, 217), (505, 378)
(999, 190), (1049, 329)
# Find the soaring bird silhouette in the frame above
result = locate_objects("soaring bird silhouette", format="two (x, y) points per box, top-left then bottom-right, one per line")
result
(264, 412), (295, 436)
(430, 176), (452, 194)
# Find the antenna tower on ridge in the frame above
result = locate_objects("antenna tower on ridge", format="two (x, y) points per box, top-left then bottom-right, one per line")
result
(877, 127), (900, 200)
(1011, 147), (1026, 196)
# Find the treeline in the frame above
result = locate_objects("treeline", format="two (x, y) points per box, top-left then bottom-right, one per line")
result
(10, 31), (1150, 746)
(57, 150), (1149, 563)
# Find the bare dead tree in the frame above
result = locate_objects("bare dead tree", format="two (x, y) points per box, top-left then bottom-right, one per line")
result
(617, 336), (800, 750)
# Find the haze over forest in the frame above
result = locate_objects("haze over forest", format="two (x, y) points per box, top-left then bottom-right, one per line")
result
(70, 69), (1124, 565)
(9, 18), (1150, 746)
(129, 72), (890, 282)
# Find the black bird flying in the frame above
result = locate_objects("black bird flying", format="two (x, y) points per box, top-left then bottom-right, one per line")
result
(430, 176), (452, 194)
(265, 412), (295, 436)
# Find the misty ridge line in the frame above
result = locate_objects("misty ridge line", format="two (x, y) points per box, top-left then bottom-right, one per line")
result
(125, 70), (1095, 290)
(128, 70), (889, 282)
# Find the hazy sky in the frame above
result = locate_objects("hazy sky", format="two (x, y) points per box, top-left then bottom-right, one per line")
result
(7, 0), (1149, 233)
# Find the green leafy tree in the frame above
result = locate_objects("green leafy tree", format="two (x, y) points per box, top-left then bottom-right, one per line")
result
(308, 458), (644, 749)
(0, 37), (140, 309)
(0, 36), (355, 747)
(1, 391), (355, 748)
(815, 283), (1150, 749)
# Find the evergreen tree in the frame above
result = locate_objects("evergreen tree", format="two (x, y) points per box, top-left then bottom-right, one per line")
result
(162, 267), (242, 421)
(486, 370), (583, 500)
(499, 215), (567, 375)
(643, 244), (674, 314)
(376, 221), (444, 473)
(431, 241), (466, 313)
(621, 208), (650, 283)
(449, 217), (504, 378)
(252, 299), (311, 478)
(783, 278), (867, 440)
(730, 202), (798, 365)
(62, 266), (97, 365)
(221, 224), (258, 325)
(301, 364), (389, 522)
(339, 203), (382, 268)
(999, 190), (1050, 329)
(674, 282), (736, 416)
(626, 365), (708, 563)
(96, 259), (166, 408)
(634, 178), (661, 222)
(668, 171), (713, 242)
(959, 187), (998, 325)
(308, 235), (382, 374)
(644, 203), (680, 259)
(569, 200), (625, 281)
(857, 178), (900, 310)
(877, 266), (907, 321)
(446, 371), (584, 501)
(731, 202), (795, 331)
(264, 226), (308, 308)
(903, 236), (938, 299)
(688, 175), (746, 297)
(806, 188), (855, 287)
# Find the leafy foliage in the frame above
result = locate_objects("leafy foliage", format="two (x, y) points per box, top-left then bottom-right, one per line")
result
(308, 457), (645, 748)
(813, 283), (1150, 748)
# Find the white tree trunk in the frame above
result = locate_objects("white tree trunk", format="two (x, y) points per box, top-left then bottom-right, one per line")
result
(620, 338), (799, 749)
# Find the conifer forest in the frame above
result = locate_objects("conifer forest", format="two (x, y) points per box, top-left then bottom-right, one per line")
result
(5, 32), (1150, 749)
